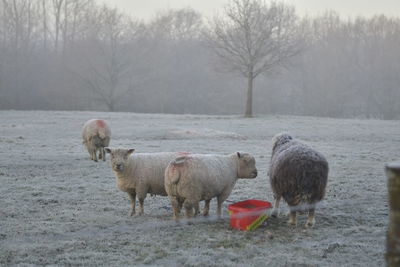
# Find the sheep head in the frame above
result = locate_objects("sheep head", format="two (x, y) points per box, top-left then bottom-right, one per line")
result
(271, 132), (293, 155)
(105, 147), (135, 172)
(236, 152), (257, 179)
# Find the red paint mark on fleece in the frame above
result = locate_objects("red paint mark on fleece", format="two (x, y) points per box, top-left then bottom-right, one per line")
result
(171, 156), (191, 169)
(96, 120), (106, 128)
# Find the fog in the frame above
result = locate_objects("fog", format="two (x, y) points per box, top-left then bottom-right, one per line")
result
(1, 0), (399, 119)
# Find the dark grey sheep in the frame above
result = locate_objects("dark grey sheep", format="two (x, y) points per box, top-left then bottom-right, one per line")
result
(268, 133), (328, 227)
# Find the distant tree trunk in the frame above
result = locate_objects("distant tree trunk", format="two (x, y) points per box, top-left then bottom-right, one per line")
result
(11, 0), (20, 52)
(62, 0), (68, 55)
(10, 0), (22, 107)
(245, 72), (254, 118)
(26, 0), (32, 50)
(385, 162), (400, 267)
(70, 0), (78, 47)
(53, 0), (64, 54)
(42, 0), (47, 50)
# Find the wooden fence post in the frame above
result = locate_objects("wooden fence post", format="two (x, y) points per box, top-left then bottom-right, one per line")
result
(385, 162), (400, 266)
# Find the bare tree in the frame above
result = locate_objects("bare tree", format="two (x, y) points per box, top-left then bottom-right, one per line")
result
(206, 0), (304, 117)
(71, 6), (142, 111)
(67, 0), (93, 49)
(147, 8), (204, 112)
(149, 7), (203, 42)
(0, 0), (42, 107)
(0, 0), (399, 118)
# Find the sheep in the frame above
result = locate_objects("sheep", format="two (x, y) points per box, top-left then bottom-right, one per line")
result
(164, 152), (258, 220)
(82, 119), (111, 162)
(268, 132), (328, 227)
(105, 148), (186, 216)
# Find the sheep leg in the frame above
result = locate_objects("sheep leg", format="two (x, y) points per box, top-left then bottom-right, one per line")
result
(86, 147), (93, 160)
(178, 199), (183, 214)
(127, 191), (136, 216)
(203, 199), (211, 217)
(91, 148), (98, 162)
(216, 197), (223, 218)
(170, 197), (180, 221)
(183, 200), (194, 219)
(102, 148), (106, 161)
(194, 202), (200, 216)
(271, 195), (281, 217)
(88, 147), (94, 160)
(96, 147), (103, 159)
(138, 198), (145, 215)
(288, 207), (297, 226)
(305, 204), (316, 227)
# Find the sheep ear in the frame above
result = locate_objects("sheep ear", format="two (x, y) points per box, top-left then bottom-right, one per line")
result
(237, 152), (241, 158)
(104, 147), (111, 154)
(127, 149), (135, 155)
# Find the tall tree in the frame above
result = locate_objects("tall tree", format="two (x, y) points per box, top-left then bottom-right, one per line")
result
(147, 8), (204, 113)
(72, 6), (142, 111)
(206, 0), (304, 117)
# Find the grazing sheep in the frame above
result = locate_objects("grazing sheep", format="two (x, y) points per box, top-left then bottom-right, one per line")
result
(82, 119), (111, 162)
(105, 148), (184, 216)
(164, 152), (258, 220)
(268, 133), (328, 227)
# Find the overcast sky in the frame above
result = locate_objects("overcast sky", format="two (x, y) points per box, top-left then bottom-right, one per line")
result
(100, 0), (400, 20)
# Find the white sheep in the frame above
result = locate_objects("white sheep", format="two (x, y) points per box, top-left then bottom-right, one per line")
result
(105, 148), (186, 216)
(164, 152), (258, 220)
(82, 119), (111, 162)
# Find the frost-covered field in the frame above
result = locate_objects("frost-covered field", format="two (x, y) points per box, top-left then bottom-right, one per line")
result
(0, 110), (398, 266)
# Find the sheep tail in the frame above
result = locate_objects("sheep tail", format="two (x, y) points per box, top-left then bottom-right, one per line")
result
(98, 129), (107, 139)
(169, 156), (188, 184)
(166, 164), (181, 197)
(170, 170), (181, 185)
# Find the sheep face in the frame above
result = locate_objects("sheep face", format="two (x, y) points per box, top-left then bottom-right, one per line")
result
(236, 152), (257, 178)
(105, 148), (135, 172)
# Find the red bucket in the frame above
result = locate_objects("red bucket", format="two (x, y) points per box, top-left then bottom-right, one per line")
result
(227, 199), (272, 230)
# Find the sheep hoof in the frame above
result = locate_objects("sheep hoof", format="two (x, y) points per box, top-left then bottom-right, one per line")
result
(305, 222), (314, 228)
(271, 209), (279, 218)
(129, 210), (135, 216)
(305, 219), (315, 228)
(287, 219), (297, 226)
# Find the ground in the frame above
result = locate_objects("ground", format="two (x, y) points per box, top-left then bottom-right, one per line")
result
(0, 110), (398, 266)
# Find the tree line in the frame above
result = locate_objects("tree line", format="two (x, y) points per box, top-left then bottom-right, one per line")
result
(0, 0), (399, 119)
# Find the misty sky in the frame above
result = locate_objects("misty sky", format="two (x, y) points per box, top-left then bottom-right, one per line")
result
(100, 0), (400, 20)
